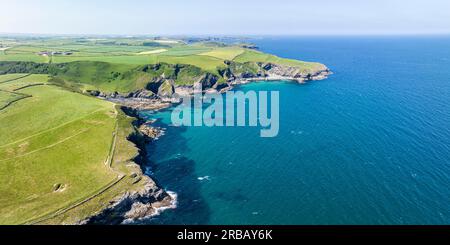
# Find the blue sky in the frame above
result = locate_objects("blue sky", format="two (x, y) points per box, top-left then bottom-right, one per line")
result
(1, 0), (449, 35)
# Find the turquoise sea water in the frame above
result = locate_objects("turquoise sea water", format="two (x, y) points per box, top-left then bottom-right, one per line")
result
(140, 36), (450, 224)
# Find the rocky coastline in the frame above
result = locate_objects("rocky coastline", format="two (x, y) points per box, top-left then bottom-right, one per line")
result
(83, 62), (331, 224)
(93, 62), (332, 109)
(81, 176), (176, 225)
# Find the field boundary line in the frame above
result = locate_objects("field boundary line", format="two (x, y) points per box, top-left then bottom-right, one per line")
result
(0, 128), (90, 162)
(13, 83), (46, 91)
(0, 96), (30, 111)
(0, 108), (107, 148)
(23, 105), (124, 225)
(0, 88), (32, 111)
(25, 175), (126, 225)
(0, 74), (31, 84)
(0, 81), (47, 112)
(197, 49), (245, 61)
(105, 121), (119, 169)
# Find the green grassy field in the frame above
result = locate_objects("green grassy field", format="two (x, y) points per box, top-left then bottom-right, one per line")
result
(0, 74), (48, 91)
(0, 52), (50, 63)
(0, 90), (27, 110)
(199, 47), (245, 60)
(0, 74), (147, 224)
(234, 49), (326, 72)
(0, 73), (30, 83)
(0, 74), (44, 110)
(162, 45), (212, 56)
(52, 54), (158, 65)
(1, 37), (325, 76)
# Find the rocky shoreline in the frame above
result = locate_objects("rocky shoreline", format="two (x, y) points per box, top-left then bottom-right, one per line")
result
(94, 62), (332, 110)
(81, 176), (176, 225)
(83, 63), (331, 224)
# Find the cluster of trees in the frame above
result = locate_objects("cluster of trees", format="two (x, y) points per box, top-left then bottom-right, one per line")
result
(0, 62), (51, 75)
(142, 41), (169, 48)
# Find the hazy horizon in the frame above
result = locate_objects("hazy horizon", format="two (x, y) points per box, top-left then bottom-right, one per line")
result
(2, 33), (450, 37)
(1, 0), (449, 36)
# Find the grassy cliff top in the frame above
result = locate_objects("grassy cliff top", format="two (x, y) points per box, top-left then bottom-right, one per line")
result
(0, 74), (150, 224)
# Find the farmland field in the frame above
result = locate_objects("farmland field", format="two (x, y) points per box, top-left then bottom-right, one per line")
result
(234, 49), (325, 72)
(0, 74), (146, 224)
(0, 73), (30, 83)
(0, 74), (48, 91)
(0, 52), (50, 63)
(0, 90), (27, 110)
(0, 76), (117, 224)
(199, 47), (245, 60)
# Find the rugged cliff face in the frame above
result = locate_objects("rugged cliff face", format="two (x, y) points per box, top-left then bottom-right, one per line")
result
(81, 175), (174, 225)
(100, 61), (331, 102)
(79, 107), (175, 225)
(135, 63), (222, 99)
(82, 60), (330, 223)
(260, 62), (330, 81)
(227, 61), (331, 84)
(82, 175), (177, 224)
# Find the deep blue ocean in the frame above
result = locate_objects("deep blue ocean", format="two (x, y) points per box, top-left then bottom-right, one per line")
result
(140, 36), (450, 224)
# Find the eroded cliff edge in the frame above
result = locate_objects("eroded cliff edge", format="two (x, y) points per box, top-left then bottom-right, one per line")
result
(82, 62), (330, 224)
(77, 107), (175, 225)
(93, 61), (331, 109)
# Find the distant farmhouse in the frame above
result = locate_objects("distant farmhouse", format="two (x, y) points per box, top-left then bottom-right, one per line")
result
(38, 51), (73, 56)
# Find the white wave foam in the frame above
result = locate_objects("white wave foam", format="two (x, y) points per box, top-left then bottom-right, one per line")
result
(198, 176), (211, 181)
(121, 190), (178, 224)
(150, 190), (178, 217)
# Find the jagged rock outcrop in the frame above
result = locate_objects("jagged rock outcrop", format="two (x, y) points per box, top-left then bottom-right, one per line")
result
(81, 175), (175, 225)
(102, 61), (331, 109)
(139, 123), (165, 141)
(128, 89), (155, 98)
(157, 80), (175, 98)
(259, 62), (330, 82)
(197, 73), (219, 88)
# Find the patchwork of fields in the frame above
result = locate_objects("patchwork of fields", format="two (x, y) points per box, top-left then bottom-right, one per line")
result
(0, 74), (145, 224)
(0, 38), (322, 72)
